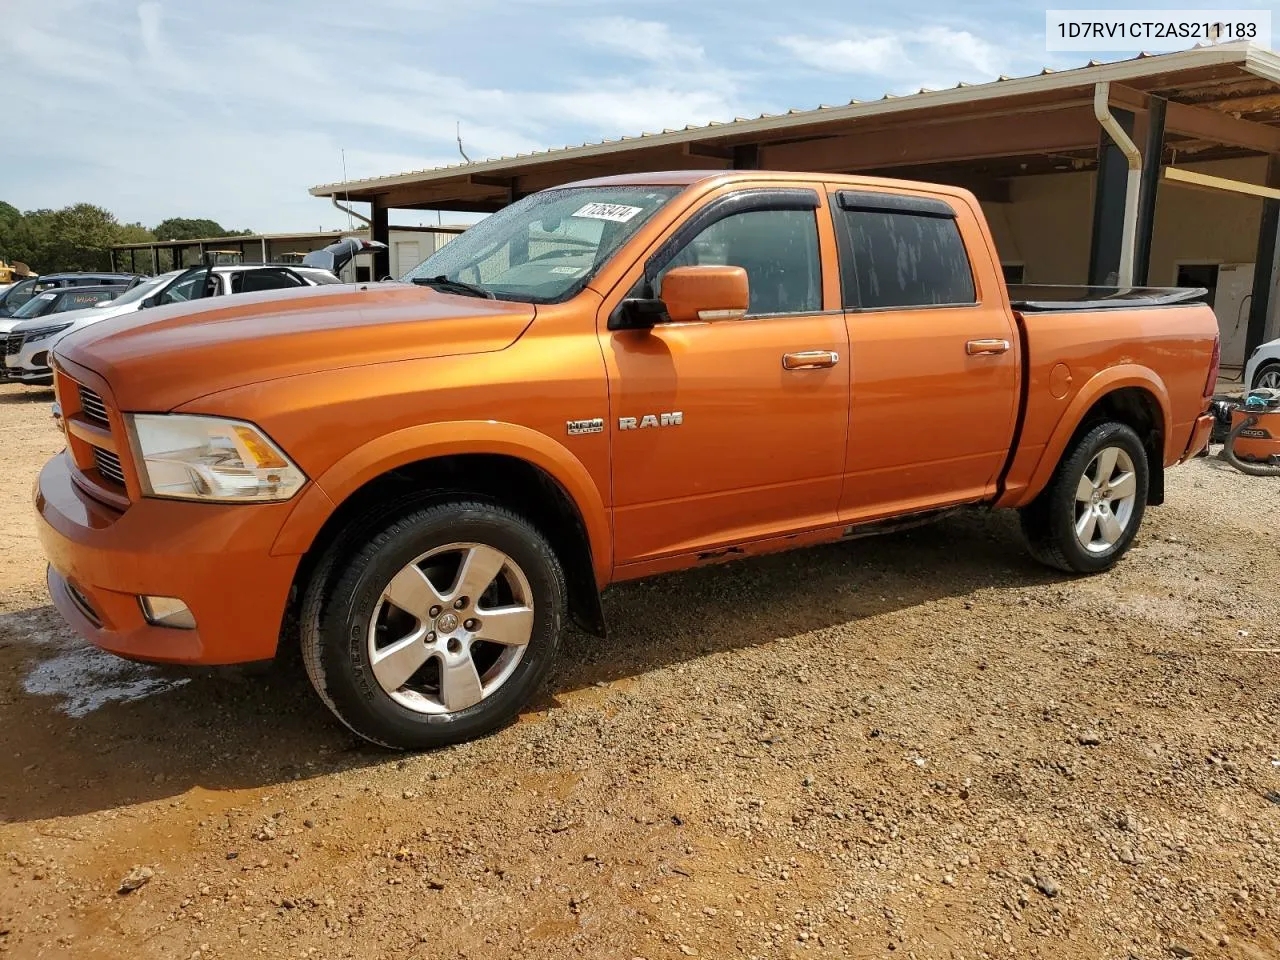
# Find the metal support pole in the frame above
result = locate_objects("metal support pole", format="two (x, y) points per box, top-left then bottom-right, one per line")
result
(1091, 82), (1142, 287)
(1134, 95), (1166, 285)
(1246, 155), (1280, 364)
(370, 199), (390, 279)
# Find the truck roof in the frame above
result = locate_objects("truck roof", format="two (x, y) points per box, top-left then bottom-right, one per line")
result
(561, 169), (979, 202)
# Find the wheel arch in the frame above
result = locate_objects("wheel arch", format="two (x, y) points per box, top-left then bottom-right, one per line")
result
(274, 421), (611, 637)
(1020, 366), (1171, 507)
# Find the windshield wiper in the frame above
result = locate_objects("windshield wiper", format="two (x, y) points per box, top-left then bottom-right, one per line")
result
(411, 275), (495, 299)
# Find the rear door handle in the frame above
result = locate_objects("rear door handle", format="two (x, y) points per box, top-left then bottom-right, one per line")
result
(782, 350), (840, 370)
(966, 339), (1011, 356)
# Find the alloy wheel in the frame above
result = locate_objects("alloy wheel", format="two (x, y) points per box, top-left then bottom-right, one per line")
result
(1074, 446), (1138, 554)
(367, 542), (534, 714)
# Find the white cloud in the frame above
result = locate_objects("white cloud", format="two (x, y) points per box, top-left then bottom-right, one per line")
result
(778, 24), (1050, 92)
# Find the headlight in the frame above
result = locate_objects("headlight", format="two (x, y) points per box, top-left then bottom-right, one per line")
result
(126, 414), (306, 502)
(23, 323), (73, 343)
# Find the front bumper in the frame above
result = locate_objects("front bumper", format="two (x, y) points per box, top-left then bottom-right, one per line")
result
(4, 340), (53, 383)
(35, 451), (302, 665)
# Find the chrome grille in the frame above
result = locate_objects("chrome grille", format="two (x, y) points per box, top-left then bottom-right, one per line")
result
(78, 386), (109, 427)
(92, 447), (126, 487)
(3, 334), (20, 356)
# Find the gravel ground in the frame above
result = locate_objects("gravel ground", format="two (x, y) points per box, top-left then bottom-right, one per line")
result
(0, 381), (1277, 960)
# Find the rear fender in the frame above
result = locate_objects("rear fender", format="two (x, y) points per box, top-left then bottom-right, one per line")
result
(1013, 364), (1171, 507)
(271, 420), (612, 585)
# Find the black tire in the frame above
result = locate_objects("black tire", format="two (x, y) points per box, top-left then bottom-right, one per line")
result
(1019, 422), (1149, 574)
(1252, 361), (1280, 392)
(300, 501), (566, 750)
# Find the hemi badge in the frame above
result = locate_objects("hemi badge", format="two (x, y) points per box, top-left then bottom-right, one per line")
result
(566, 418), (604, 436)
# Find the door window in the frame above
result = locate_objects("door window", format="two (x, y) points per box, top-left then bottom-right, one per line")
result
(835, 200), (975, 309)
(657, 208), (821, 316)
(230, 268), (307, 294)
(157, 269), (216, 305)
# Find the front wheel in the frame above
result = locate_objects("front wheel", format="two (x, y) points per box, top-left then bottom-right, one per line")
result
(1020, 422), (1149, 574)
(300, 501), (566, 749)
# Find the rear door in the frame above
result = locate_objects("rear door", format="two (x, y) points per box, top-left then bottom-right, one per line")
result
(831, 188), (1019, 521)
(601, 184), (850, 568)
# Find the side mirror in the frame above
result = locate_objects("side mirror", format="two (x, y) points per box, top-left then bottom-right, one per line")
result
(142, 294), (159, 309)
(660, 265), (749, 324)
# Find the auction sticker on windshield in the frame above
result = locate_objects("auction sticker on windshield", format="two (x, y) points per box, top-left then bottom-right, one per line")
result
(572, 202), (643, 222)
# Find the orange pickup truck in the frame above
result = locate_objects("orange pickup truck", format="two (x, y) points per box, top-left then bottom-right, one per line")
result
(36, 170), (1219, 749)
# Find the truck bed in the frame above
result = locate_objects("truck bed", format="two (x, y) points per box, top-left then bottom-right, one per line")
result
(1008, 285), (1208, 312)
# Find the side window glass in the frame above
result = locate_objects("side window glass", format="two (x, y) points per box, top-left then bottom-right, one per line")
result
(233, 269), (306, 294)
(838, 207), (975, 308)
(657, 208), (821, 317)
(158, 272), (213, 304)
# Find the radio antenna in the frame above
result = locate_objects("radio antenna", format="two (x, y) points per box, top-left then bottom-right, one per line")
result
(456, 121), (471, 163)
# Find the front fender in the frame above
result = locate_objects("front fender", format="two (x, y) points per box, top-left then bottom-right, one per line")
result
(271, 420), (612, 584)
(1013, 364), (1172, 507)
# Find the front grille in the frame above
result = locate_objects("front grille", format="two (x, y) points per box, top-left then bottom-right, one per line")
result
(78, 386), (109, 427)
(3, 334), (20, 356)
(92, 447), (126, 487)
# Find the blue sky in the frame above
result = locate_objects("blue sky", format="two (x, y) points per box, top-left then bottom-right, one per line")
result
(3, 0), (1274, 232)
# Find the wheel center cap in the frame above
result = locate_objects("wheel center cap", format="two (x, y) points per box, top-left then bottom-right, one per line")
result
(436, 612), (460, 633)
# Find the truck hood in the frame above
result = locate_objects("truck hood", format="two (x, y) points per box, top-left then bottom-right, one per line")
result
(56, 282), (536, 411)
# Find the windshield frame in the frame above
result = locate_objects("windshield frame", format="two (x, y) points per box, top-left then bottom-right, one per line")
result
(401, 184), (684, 305)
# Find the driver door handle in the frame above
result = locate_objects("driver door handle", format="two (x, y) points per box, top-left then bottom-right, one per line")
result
(782, 350), (840, 370)
(966, 338), (1011, 356)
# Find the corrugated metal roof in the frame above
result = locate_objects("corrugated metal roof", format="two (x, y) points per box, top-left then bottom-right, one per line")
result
(311, 42), (1280, 196)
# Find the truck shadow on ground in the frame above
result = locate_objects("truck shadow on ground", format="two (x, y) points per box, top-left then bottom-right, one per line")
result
(0, 509), (1062, 822)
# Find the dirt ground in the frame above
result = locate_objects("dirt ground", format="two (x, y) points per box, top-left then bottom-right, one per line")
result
(0, 381), (1277, 960)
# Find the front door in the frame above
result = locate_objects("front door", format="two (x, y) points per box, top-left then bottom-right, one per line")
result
(601, 186), (850, 569)
(829, 187), (1020, 521)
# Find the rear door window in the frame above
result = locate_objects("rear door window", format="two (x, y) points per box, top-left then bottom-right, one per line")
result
(833, 192), (975, 309)
(230, 268), (307, 294)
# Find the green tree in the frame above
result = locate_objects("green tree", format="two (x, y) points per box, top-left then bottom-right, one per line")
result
(152, 217), (251, 241)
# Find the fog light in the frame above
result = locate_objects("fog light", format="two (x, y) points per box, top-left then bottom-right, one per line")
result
(140, 595), (196, 630)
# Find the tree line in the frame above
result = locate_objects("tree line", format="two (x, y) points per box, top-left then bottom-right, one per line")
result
(0, 201), (252, 274)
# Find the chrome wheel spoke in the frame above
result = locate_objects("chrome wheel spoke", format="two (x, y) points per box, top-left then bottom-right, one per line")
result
(384, 564), (444, 619)
(476, 605), (534, 647)
(1076, 474), (1096, 502)
(371, 630), (430, 693)
(451, 545), (507, 603)
(1097, 507), (1124, 544)
(1075, 507), (1098, 545)
(439, 652), (485, 711)
(1108, 471), (1136, 500)
(1095, 447), (1120, 484)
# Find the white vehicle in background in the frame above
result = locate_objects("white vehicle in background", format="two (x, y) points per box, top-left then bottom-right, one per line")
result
(1244, 338), (1280, 391)
(3, 239), (382, 386)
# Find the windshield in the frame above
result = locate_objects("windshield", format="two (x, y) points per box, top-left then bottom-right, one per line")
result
(108, 271), (180, 307)
(2, 277), (38, 310)
(12, 291), (59, 319)
(402, 185), (682, 302)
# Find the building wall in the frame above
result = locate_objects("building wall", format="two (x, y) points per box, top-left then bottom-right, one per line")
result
(980, 156), (1276, 364)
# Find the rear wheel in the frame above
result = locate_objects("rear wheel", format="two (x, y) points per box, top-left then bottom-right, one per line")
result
(301, 501), (565, 749)
(1253, 361), (1280, 392)
(1020, 422), (1148, 574)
